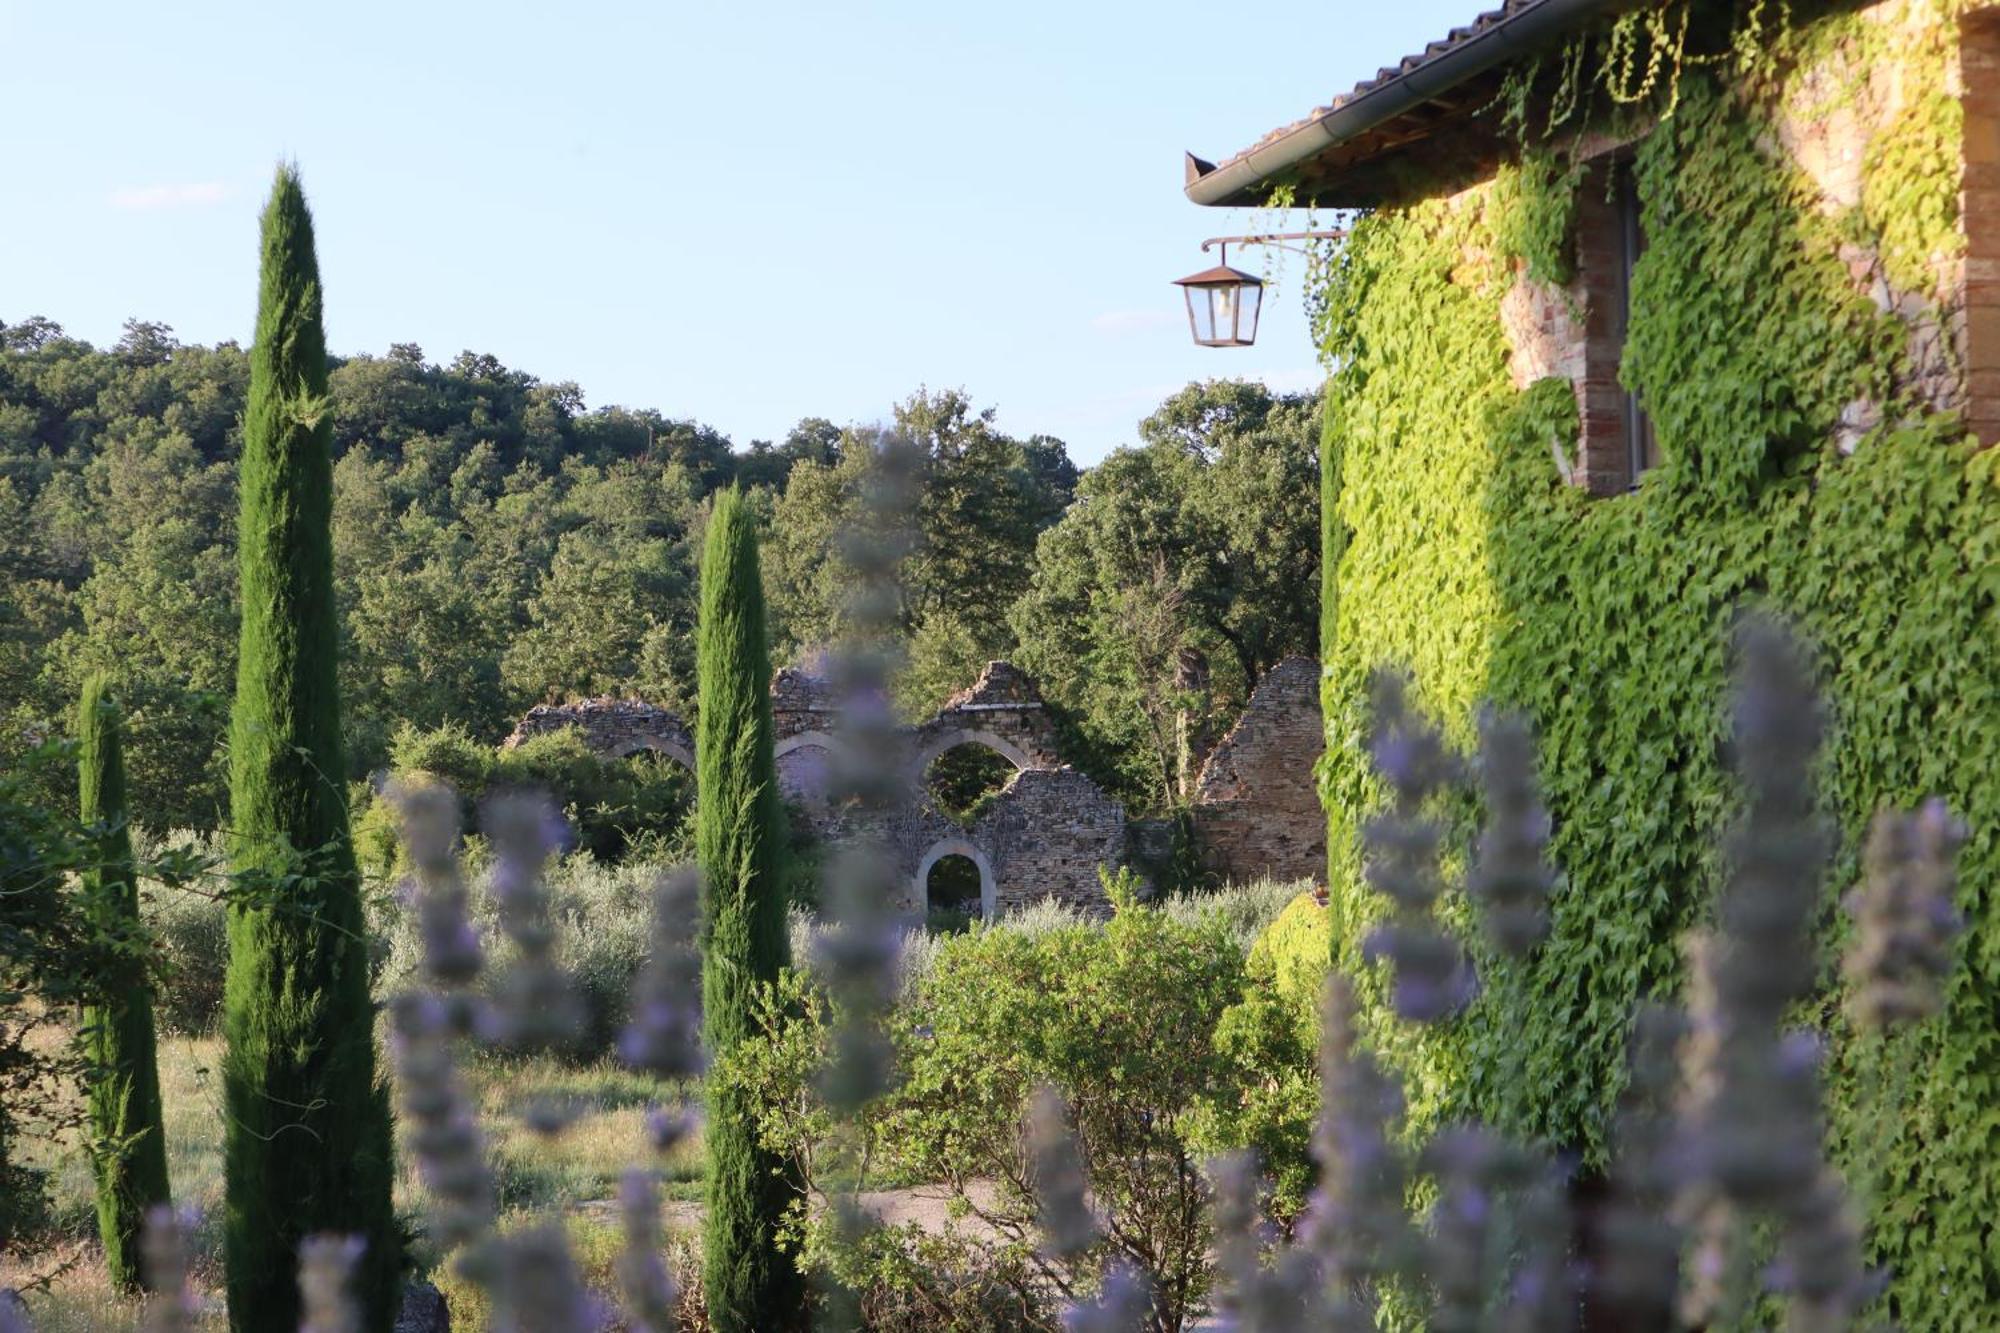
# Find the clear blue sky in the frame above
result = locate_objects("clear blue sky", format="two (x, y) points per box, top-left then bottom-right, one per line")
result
(2, 0), (1471, 465)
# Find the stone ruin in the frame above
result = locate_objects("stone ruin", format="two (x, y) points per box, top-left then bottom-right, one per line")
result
(1187, 657), (1327, 887)
(505, 657), (1325, 918)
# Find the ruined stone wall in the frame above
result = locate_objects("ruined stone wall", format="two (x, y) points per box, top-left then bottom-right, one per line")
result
(504, 656), (1330, 915)
(504, 699), (695, 766)
(1190, 657), (1326, 887)
(975, 769), (1127, 915)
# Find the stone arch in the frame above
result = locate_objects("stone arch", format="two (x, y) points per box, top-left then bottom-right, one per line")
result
(775, 730), (844, 761)
(911, 728), (1034, 780)
(606, 735), (695, 771)
(914, 837), (996, 921)
(775, 731), (843, 813)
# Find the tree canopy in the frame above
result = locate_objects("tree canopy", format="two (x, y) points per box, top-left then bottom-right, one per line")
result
(4, 314), (1317, 821)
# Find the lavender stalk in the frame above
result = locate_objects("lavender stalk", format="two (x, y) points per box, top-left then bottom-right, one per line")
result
(296, 1234), (365, 1333)
(1360, 670), (1472, 1023)
(138, 1205), (201, 1333)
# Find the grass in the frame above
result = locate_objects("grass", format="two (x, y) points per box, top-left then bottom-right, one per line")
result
(9, 871), (1308, 1328)
(6, 1037), (701, 1332)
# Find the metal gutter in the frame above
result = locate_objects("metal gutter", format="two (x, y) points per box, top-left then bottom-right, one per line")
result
(1184, 0), (1623, 207)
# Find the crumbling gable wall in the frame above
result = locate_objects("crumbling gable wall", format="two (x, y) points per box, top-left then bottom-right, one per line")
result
(1190, 656), (1326, 886)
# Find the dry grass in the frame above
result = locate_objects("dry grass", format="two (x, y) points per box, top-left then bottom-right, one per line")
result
(8, 1035), (699, 1328)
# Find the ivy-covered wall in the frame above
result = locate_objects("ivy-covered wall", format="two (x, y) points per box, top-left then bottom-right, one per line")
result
(1313, 1), (2000, 1325)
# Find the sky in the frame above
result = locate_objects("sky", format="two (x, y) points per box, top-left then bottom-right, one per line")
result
(2, 0), (1473, 466)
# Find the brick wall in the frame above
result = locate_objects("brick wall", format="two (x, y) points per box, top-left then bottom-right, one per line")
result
(1965, 8), (2000, 444)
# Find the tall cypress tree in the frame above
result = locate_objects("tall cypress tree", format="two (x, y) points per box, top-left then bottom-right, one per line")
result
(698, 488), (806, 1332)
(77, 674), (171, 1292)
(222, 165), (398, 1331)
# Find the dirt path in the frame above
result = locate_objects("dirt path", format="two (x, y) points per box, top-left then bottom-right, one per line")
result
(575, 1180), (1004, 1237)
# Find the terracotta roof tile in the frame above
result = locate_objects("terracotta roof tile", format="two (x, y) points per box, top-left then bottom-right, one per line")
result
(1210, 0), (1539, 174)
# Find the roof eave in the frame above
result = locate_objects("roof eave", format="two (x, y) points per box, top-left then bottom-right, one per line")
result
(1184, 0), (1626, 208)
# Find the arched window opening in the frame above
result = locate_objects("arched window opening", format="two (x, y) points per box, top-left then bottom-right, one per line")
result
(587, 744), (695, 863)
(776, 742), (834, 809)
(925, 743), (1017, 823)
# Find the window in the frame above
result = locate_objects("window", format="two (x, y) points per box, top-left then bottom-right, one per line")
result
(1612, 163), (1660, 480)
(1572, 154), (1657, 492)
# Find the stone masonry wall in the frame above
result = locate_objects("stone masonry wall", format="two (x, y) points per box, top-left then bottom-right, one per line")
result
(1190, 656), (1326, 887)
(507, 656), (1327, 916)
(1502, 0), (1977, 469)
(972, 769), (1128, 915)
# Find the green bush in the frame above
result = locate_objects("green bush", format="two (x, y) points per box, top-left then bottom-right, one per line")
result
(361, 721), (696, 874)
(722, 885), (1249, 1333)
(1196, 891), (1330, 1224)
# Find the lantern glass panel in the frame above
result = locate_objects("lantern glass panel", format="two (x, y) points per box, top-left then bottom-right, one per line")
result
(1235, 282), (1262, 344)
(1216, 285), (1239, 342)
(1186, 286), (1218, 344)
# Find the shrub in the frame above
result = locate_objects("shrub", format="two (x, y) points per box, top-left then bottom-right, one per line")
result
(364, 721), (695, 874)
(1159, 876), (1308, 954)
(1194, 891), (1330, 1223)
(721, 884), (1249, 1333)
(136, 832), (231, 1037)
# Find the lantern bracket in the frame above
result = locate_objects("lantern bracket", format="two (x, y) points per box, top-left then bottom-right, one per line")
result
(1200, 229), (1348, 262)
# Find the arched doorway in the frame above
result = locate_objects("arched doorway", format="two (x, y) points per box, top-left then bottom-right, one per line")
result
(595, 739), (696, 862)
(915, 839), (996, 923)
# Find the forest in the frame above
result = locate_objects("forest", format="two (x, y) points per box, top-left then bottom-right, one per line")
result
(0, 316), (1319, 830)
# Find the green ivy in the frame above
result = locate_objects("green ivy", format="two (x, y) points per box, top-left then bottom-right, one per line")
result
(1491, 149), (1584, 287)
(1313, 13), (2000, 1326)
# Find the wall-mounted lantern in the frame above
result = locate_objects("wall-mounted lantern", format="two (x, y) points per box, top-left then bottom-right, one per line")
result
(1174, 243), (1263, 348)
(1175, 230), (1347, 348)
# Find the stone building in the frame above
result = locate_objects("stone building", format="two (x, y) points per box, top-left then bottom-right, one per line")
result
(506, 658), (1323, 918)
(1182, 2), (2000, 1318)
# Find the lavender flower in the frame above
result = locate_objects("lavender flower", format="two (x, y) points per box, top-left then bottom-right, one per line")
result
(1676, 619), (1868, 1328)
(1029, 1085), (1098, 1260)
(489, 1224), (607, 1333)
(385, 779), (483, 991)
(812, 429), (923, 1331)
(1061, 1261), (1153, 1333)
(1211, 1153), (1274, 1326)
(1421, 1126), (1515, 1333)
(619, 869), (705, 1080)
(1300, 974), (1414, 1325)
(619, 867), (706, 1159)
(478, 793), (585, 1059)
(0, 1291), (27, 1333)
(1360, 670), (1473, 1023)
(1772, 1168), (1871, 1333)
(812, 846), (903, 1114)
(1497, 1164), (1575, 1333)
(1467, 707), (1556, 958)
(1845, 799), (1965, 1031)
(297, 1234), (366, 1333)
(1210, 1151), (1336, 1332)
(1595, 1003), (1686, 1321)
(387, 992), (495, 1256)
(614, 1170), (679, 1333)
(139, 1205), (202, 1333)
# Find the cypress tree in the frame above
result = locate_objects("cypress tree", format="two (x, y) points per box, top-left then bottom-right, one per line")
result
(222, 165), (398, 1331)
(698, 488), (806, 1332)
(77, 674), (171, 1292)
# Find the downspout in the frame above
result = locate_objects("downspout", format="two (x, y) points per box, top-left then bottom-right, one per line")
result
(1184, 0), (1626, 207)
